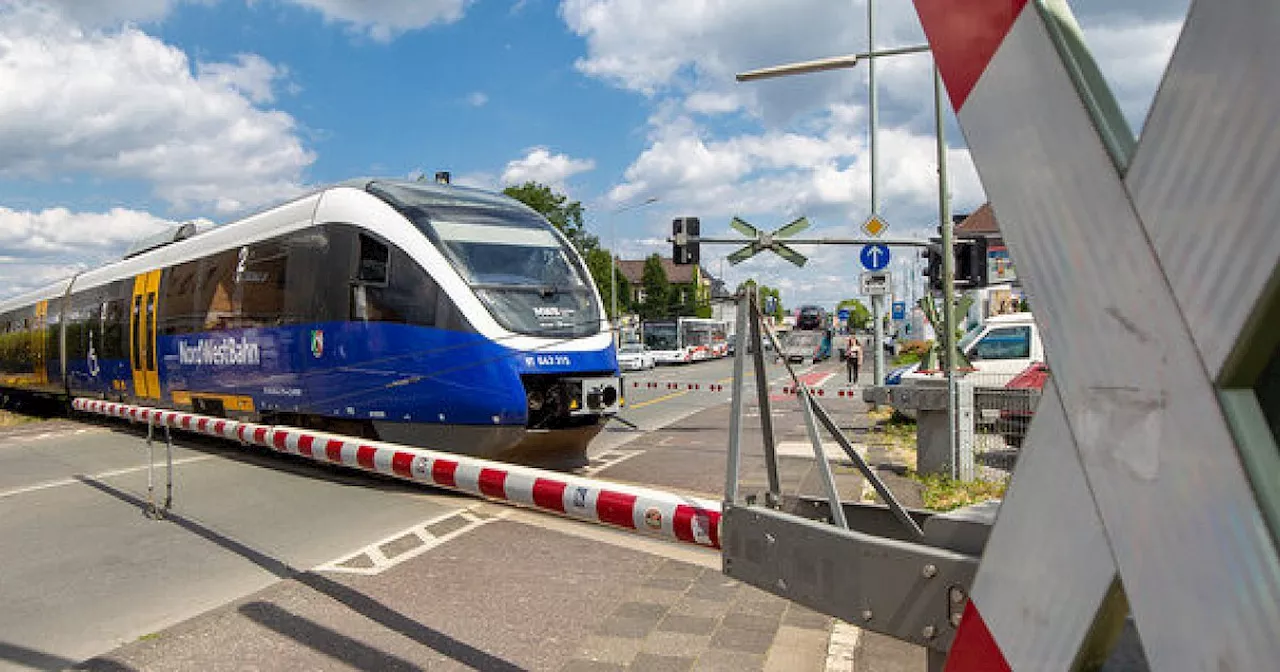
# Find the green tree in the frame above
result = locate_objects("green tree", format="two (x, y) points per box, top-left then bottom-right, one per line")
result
(639, 254), (671, 319)
(758, 284), (785, 320)
(583, 248), (631, 318)
(501, 181), (598, 253)
(836, 298), (872, 330)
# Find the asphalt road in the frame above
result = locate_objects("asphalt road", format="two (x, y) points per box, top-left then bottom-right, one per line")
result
(0, 421), (469, 670)
(0, 351), (905, 671)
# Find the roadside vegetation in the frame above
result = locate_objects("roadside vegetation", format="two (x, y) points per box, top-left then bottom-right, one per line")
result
(0, 394), (59, 427)
(866, 405), (1008, 511)
(907, 470), (1008, 511)
(891, 339), (932, 367)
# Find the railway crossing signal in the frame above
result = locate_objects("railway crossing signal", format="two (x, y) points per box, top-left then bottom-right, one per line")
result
(725, 216), (810, 267)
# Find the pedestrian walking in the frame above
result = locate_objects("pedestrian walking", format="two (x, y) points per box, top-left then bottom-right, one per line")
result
(846, 334), (863, 384)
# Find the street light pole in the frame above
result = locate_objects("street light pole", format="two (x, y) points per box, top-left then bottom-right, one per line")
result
(868, 0), (885, 388)
(609, 197), (659, 344)
(733, 24), (960, 468)
(934, 64), (959, 478)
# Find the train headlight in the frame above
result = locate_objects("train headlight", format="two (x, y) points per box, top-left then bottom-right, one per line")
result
(601, 385), (618, 407)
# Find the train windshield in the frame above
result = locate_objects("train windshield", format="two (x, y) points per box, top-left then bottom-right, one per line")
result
(369, 182), (601, 337)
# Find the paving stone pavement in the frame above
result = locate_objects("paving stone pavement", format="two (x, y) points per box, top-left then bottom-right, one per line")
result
(561, 559), (832, 672)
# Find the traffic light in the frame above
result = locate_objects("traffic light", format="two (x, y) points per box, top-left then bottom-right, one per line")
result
(955, 237), (989, 288)
(921, 238), (990, 290)
(922, 243), (943, 290)
(672, 217), (700, 265)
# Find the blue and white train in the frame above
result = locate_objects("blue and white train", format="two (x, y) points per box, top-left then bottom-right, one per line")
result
(0, 179), (621, 465)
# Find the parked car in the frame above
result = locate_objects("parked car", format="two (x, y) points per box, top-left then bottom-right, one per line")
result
(998, 361), (1050, 448)
(898, 312), (1044, 389)
(616, 344), (656, 371)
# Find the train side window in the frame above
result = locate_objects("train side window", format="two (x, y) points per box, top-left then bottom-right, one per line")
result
(159, 261), (202, 335)
(195, 249), (241, 331)
(238, 240), (288, 328)
(102, 294), (128, 360)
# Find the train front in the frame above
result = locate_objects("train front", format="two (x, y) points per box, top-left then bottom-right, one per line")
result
(365, 181), (621, 467)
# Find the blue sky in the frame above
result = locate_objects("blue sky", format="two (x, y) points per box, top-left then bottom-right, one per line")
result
(0, 0), (1188, 307)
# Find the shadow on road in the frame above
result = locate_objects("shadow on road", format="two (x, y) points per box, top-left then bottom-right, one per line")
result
(0, 640), (84, 671)
(72, 475), (522, 672)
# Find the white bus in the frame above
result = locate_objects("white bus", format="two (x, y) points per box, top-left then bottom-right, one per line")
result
(641, 317), (729, 364)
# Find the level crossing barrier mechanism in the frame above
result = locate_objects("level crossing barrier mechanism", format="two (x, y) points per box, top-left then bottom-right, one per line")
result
(717, 0), (1280, 669)
(70, 398), (722, 550)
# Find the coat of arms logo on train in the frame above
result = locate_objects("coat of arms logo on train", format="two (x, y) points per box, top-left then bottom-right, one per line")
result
(0, 178), (623, 467)
(310, 329), (324, 359)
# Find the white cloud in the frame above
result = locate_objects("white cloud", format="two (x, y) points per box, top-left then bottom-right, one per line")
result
(284, 0), (473, 41)
(500, 147), (596, 193)
(0, 206), (212, 299)
(563, 0), (1187, 307)
(32, 0), (185, 26)
(466, 91), (489, 107)
(0, 4), (313, 213)
(33, 0), (474, 41)
(0, 206), (185, 256)
(1076, 17), (1184, 130)
(197, 53), (288, 104)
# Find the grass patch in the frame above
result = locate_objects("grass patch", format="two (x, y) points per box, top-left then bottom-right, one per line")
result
(909, 470), (1007, 512)
(0, 409), (43, 428)
(866, 409), (918, 469)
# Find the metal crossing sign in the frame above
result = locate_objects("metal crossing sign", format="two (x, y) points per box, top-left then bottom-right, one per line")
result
(726, 216), (810, 267)
(915, 0), (1280, 669)
(716, 1), (1280, 670)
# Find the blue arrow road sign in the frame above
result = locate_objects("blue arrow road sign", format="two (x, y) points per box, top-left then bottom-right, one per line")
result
(860, 244), (890, 271)
(892, 301), (906, 320)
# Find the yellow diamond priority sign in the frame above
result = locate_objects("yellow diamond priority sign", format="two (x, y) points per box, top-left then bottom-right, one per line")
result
(861, 214), (888, 238)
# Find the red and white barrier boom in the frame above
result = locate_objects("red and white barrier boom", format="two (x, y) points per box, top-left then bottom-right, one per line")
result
(71, 399), (720, 550)
(718, 0), (1280, 670)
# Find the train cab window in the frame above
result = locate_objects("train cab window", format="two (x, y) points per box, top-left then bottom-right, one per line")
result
(358, 234), (389, 286)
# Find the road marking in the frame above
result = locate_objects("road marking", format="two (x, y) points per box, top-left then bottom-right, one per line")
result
(0, 455), (217, 500)
(315, 505), (505, 575)
(824, 620), (862, 672)
(580, 448), (645, 476)
(628, 389), (689, 409)
(774, 441), (851, 461)
(0, 425), (102, 447)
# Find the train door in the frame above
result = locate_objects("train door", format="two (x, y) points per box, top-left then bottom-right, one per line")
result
(129, 270), (162, 399)
(33, 301), (49, 385)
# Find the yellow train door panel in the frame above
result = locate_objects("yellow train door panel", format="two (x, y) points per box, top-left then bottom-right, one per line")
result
(33, 301), (48, 385)
(129, 270), (162, 399)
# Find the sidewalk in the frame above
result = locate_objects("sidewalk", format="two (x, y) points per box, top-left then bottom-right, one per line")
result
(77, 505), (834, 672)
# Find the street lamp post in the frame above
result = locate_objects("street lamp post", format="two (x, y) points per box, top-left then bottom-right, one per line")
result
(609, 197), (659, 344)
(735, 15), (960, 474)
